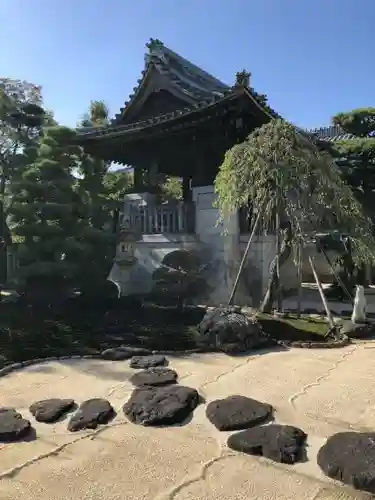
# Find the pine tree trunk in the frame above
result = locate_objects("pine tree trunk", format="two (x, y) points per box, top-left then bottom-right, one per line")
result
(0, 197), (11, 284)
(260, 224), (293, 313)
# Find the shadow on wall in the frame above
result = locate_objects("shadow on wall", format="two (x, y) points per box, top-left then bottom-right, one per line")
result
(149, 247), (263, 307)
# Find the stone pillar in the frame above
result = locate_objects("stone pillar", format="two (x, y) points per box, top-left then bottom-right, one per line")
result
(182, 176), (192, 202)
(133, 166), (143, 190)
(149, 160), (159, 188)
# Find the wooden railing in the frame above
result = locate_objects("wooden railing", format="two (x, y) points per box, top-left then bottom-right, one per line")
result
(124, 202), (195, 234)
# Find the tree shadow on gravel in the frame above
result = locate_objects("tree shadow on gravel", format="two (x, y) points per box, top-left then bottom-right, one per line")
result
(0, 301), (206, 366)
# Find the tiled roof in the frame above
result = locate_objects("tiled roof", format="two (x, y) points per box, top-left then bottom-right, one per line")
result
(307, 125), (355, 142)
(76, 39), (280, 139)
(145, 39), (230, 101)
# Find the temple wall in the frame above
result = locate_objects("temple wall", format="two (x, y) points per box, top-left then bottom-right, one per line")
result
(108, 186), (299, 306)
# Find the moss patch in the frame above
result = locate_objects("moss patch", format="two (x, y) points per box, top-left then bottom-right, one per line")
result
(256, 313), (330, 342)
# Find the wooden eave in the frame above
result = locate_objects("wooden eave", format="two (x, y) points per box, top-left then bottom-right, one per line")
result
(77, 86), (279, 147)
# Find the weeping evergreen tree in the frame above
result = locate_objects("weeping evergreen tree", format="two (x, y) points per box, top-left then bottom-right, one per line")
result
(214, 119), (375, 312)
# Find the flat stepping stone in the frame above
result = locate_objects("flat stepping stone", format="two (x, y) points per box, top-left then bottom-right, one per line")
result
(206, 395), (272, 431)
(101, 346), (151, 360)
(67, 398), (115, 432)
(29, 398), (75, 423)
(130, 355), (167, 369)
(123, 385), (199, 426)
(130, 367), (178, 387)
(227, 424), (307, 464)
(317, 432), (375, 494)
(0, 408), (32, 442)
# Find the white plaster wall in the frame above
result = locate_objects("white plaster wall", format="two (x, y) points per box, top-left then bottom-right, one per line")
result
(108, 234), (199, 296)
(192, 186), (253, 305)
(239, 234), (298, 301)
(108, 186), (299, 305)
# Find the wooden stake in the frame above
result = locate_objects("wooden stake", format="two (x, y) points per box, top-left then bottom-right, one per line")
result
(228, 201), (265, 306)
(297, 238), (303, 318)
(308, 256), (334, 328)
(275, 205), (282, 311)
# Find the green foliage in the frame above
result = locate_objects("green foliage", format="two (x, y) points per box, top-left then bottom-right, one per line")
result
(160, 176), (182, 201)
(151, 249), (207, 308)
(9, 125), (83, 285)
(215, 118), (375, 265)
(103, 170), (133, 202)
(333, 108), (375, 137)
(74, 100), (119, 289)
(0, 79), (48, 281)
(331, 108), (375, 218)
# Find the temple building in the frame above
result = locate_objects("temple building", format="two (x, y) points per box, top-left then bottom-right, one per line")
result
(76, 39), (348, 303)
(77, 38), (279, 197)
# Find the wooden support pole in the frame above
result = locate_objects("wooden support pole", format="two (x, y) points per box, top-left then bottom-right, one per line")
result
(228, 200), (265, 306)
(309, 256), (335, 328)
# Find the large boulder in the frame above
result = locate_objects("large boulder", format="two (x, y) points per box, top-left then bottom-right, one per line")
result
(197, 306), (269, 354)
(317, 432), (375, 494)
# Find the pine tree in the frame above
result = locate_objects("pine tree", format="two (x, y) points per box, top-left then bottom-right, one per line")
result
(9, 125), (83, 293)
(75, 100), (118, 293)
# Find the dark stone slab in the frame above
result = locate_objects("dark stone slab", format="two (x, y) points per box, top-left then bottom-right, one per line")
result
(130, 355), (168, 369)
(101, 346), (152, 361)
(130, 367), (178, 387)
(123, 385), (199, 426)
(29, 398), (75, 423)
(206, 395), (272, 431)
(0, 408), (32, 442)
(317, 432), (375, 494)
(227, 424), (307, 464)
(67, 398), (115, 432)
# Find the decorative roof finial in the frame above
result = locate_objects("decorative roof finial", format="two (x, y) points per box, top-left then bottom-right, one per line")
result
(146, 38), (164, 51)
(234, 69), (251, 88)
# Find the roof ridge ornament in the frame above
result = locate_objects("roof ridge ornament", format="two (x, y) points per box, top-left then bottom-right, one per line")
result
(234, 69), (251, 88)
(146, 38), (164, 51)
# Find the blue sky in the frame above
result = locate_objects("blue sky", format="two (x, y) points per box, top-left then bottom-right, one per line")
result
(2, 0), (373, 130)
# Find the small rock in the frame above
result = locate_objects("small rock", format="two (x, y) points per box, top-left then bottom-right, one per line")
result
(0, 408), (32, 442)
(206, 395), (272, 431)
(123, 385), (199, 426)
(122, 346), (152, 356)
(29, 398), (75, 423)
(67, 398), (115, 432)
(130, 367), (178, 387)
(130, 355), (167, 369)
(101, 346), (151, 361)
(227, 424), (307, 464)
(101, 347), (133, 361)
(317, 432), (375, 494)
